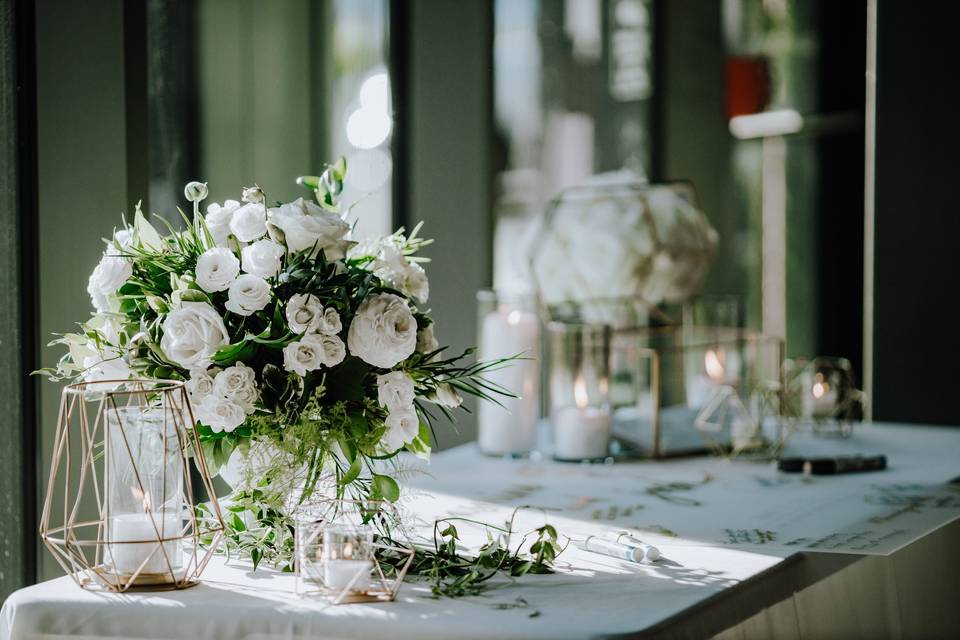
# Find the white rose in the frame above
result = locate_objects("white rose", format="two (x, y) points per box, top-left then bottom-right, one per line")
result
(285, 293), (323, 334)
(160, 301), (231, 369)
(316, 333), (346, 367)
(184, 181), (208, 203)
(198, 395), (246, 433)
(214, 363), (258, 413)
(283, 333), (345, 375)
(416, 323), (439, 353)
(381, 406), (420, 452)
(317, 307), (342, 335)
(429, 383), (463, 408)
(267, 197), (353, 259)
(186, 369), (217, 401)
(377, 371), (415, 412)
(195, 247), (240, 293)
(204, 200), (242, 247)
(241, 239), (284, 279)
(225, 274), (271, 316)
(347, 293), (417, 368)
(229, 202), (267, 243)
(87, 255), (133, 313)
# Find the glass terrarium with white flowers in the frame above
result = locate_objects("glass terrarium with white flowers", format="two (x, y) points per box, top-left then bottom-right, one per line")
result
(42, 159), (516, 569)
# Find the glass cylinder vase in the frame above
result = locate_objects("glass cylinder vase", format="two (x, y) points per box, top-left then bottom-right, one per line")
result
(105, 405), (185, 582)
(547, 322), (612, 461)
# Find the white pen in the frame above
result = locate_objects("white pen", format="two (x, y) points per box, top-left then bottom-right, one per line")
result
(604, 531), (661, 561)
(572, 535), (643, 563)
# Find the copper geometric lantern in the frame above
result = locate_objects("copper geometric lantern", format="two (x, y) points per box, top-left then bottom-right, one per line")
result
(39, 379), (225, 592)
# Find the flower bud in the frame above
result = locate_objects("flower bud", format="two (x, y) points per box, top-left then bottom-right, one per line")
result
(242, 184), (265, 204)
(184, 181), (209, 203)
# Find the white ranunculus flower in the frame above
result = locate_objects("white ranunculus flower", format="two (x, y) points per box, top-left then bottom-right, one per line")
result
(285, 293), (323, 334)
(160, 301), (231, 369)
(204, 200), (242, 247)
(241, 239), (284, 279)
(381, 406), (420, 452)
(347, 293), (417, 369)
(316, 307), (342, 335)
(198, 394), (246, 433)
(377, 371), (415, 412)
(184, 181), (208, 203)
(267, 197), (353, 259)
(195, 247), (240, 293)
(416, 323), (439, 353)
(214, 363), (258, 413)
(229, 202), (268, 243)
(429, 383), (463, 408)
(87, 255), (133, 313)
(225, 274), (271, 316)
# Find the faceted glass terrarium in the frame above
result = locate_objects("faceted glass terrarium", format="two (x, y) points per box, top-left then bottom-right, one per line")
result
(39, 380), (225, 592)
(528, 177), (718, 311)
(607, 325), (785, 458)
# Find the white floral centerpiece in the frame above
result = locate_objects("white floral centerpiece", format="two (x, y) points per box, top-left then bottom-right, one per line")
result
(44, 159), (517, 569)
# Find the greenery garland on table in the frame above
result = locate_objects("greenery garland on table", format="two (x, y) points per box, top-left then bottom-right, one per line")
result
(41, 158), (563, 592)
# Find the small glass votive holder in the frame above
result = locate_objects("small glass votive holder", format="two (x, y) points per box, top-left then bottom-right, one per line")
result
(293, 498), (414, 604)
(296, 521), (375, 602)
(785, 356), (865, 437)
(547, 322), (612, 462)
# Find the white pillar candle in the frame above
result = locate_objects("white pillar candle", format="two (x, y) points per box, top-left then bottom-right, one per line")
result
(553, 406), (611, 460)
(324, 559), (372, 591)
(477, 307), (541, 455)
(109, 513), (182, 575)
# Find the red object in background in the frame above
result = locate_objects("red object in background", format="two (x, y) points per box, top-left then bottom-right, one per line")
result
(726, 56), (771, 119)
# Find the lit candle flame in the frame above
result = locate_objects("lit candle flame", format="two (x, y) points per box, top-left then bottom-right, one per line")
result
(130, 487), (152, 513)
(573, 375), (589, 409)
(704, 349), (725, 382)
(812, 381), (829, 399)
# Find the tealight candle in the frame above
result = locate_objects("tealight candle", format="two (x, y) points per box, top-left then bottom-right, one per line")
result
(324, 559), (372, 591)
(553, 377), (611, 460)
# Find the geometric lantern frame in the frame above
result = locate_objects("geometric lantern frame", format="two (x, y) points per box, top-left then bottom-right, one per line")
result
(39, 379), (225, 592)
(294, 498), (415, 605)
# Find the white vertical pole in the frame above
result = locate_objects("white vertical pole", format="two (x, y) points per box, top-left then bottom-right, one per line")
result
(862, 0), (877, 421)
